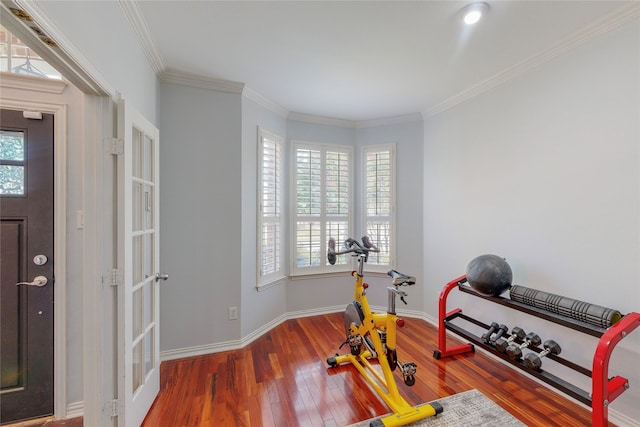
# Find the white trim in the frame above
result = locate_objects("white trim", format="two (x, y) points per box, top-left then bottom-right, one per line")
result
(158, 304), (421, 362)
(65, 401), (84, 419)
(117, 0), (165, 74)
(355, 113), (423, 129)
(159, 339), (244, 362)
(159, 69), (244, 93)
(0, 96), (68, 420)
(288, 111), (356, 128)
(424, 2), (640, 117)
(243, 87), (288, 118)
(82, 95), (112, 427)
(256, 276), (285, 292)
(0, 72), (67, 94)
(287, 111), (425, 129)
(159, 305), (344, 362)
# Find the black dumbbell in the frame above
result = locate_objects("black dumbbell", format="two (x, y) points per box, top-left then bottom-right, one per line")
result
(481, 323), (507, 344)
(481, 322), (499, 343)
(524, 340), (562, 370)
(506, 332), (541, 360)
(489, 324), (508, 344)
(495, 327), (526, 353)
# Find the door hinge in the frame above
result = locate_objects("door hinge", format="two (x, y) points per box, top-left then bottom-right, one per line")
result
(104, 269), (122, 287)
(105, 399), (119, 417)
(106, 137), (124, 155)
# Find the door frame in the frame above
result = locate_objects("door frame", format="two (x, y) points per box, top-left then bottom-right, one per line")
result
(0, 85), (68, 418)
(1, 1), (136, 424)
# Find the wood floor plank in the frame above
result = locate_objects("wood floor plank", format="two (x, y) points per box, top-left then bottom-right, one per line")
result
(142, 312), (614, 426)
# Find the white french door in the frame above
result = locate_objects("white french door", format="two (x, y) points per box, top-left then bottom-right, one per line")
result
(117, 99), (162, 427)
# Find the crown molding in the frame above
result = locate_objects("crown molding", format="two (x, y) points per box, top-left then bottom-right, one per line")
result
(242, 86), (289, 118)
(356, 113), (423, 129)
(117, 0), (164, 75)
(424, 2), (640, 117)
(287, 111), (357, 128)
(159, 69), (245, 94)
(287, 111), (424, 128)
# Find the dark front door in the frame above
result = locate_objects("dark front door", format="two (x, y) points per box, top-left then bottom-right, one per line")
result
(1, 109), (54, 423)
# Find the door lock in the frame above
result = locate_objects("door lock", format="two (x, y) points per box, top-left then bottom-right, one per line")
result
(155, 273), (169, 282)
(33, 254), (48, 265)
(16, 276), (48, 287)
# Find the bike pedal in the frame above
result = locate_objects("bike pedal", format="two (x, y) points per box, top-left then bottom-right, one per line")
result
(347, 334), (362, 346)
(401, 362), (417, 376)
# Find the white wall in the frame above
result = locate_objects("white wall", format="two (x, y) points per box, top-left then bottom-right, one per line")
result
(34, 0), (159, 122)
(158, 82), (242, 354)
(239, 96), (288, 338)
(423, 18), (639, 421)
(355, 121), (425, 312)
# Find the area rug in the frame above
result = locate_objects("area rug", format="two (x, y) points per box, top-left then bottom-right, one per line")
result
(346, 389), (525, 427)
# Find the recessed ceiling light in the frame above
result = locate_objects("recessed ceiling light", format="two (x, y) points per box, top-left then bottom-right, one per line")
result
(462, 2), (489, 25)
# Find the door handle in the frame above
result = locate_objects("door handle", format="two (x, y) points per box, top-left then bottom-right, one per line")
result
(16, 275), (48, 287)
(155, 273), (169, 282)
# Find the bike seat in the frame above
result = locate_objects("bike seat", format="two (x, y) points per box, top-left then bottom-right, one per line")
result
(387, 270), (416, 286)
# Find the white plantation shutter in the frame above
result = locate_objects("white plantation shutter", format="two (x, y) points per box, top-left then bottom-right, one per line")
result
(363, 144), (395, 270)
(293, 142), (352, 275)
(258, 129), (283, 286)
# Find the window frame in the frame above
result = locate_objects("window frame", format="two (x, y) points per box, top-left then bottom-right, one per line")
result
(362, 143), (396, 273)
(290, 140), (353, 277)
(257, 127), (284, 288)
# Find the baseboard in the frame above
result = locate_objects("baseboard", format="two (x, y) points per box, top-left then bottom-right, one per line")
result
(159, 305), (344, 362)
(285, 305), (345, 320)
(159, 338), (244, 361)
(65, 401), (83, 419)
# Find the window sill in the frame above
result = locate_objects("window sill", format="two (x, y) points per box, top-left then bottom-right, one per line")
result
(256, 276), (286, 292)
(289, 270), (353, 281)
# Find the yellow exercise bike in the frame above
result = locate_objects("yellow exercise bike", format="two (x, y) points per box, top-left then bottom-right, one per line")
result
(326, 236), (443, 427)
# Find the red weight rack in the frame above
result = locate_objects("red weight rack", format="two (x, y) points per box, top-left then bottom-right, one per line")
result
(433, 275), (640, 427)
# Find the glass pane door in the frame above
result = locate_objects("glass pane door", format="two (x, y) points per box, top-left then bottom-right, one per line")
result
(117, 99), (160, 427)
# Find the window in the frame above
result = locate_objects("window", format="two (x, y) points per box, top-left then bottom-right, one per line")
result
(257, 128), (283, 287)
(363, 144), (396, 272)
(0, 130), (25, 195)
(292, 142), (352, 275)
(0, 25), (61, 79)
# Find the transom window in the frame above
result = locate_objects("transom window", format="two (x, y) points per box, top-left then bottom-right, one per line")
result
(0, 25), (61, 79)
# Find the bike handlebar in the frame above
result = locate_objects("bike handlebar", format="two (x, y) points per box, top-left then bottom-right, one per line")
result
(327, 236), (379, 265)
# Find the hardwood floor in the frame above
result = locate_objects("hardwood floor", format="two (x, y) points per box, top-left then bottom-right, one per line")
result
(142, 312), (610, 427)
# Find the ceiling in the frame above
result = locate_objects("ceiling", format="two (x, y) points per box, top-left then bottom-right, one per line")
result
(136, 1), (631, 122)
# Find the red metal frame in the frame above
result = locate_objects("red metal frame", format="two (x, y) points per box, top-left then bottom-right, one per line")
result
(436, 275), (640, 426)
(436, 275), (474, 358)
(591, 311), (640, 427)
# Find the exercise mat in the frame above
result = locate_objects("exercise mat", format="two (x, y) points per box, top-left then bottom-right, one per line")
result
(346, 389), (525, 427)
(509, 285), (622, 328)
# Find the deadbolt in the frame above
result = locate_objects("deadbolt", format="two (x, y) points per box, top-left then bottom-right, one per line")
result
(33, 254), (48, 265)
